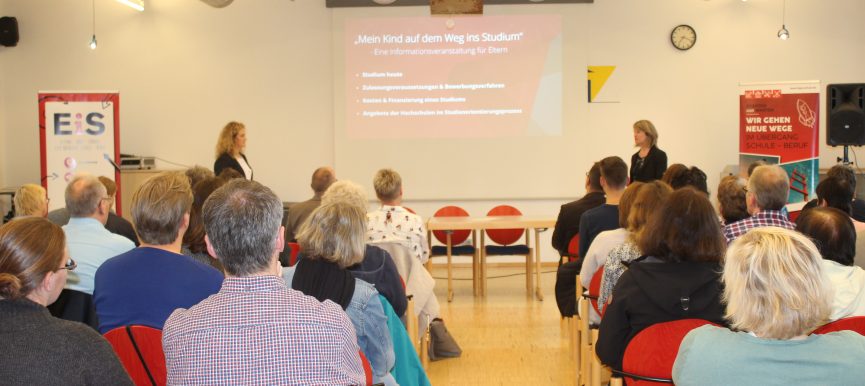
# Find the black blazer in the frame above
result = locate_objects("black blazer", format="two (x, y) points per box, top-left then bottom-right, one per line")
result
(630, 145), (667, 183)
(214, 152), (253, 180)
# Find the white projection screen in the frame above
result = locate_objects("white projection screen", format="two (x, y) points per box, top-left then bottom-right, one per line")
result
(333, 7), (590, 200)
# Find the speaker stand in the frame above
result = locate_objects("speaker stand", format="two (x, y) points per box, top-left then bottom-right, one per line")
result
(837, 145), (852, 165)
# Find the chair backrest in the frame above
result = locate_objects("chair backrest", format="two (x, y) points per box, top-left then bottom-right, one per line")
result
(813, 316), (865, 335)
(485, 205), (524, 246)
(588, 266), (603, 316)
(788, 210), (802, 222)
(432, 206), (471, 245)
(46, 288), (100, 330)
(566, 234), (580, 261)
(359, 350), (373, 386)
(287, 242), (301, 266)
(621, 319), (718, 386)
(403, 206), (416, 214)
(103, 325), (167, 386)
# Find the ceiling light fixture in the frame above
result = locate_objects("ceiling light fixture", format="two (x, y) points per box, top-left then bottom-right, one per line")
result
(89, 0), (97, 50)
(116, 0), (145, 12)
(777, 0), (789, 40)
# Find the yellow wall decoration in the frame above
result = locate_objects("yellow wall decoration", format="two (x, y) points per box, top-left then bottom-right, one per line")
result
(587, 65), (616, 102)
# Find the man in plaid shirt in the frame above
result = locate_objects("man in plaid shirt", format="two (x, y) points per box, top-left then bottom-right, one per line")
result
(162, 180), (365, 385)
(724, 165), (795, 243)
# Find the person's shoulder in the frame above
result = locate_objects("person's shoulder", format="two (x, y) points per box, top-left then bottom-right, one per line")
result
(352, 278), (379, 304)
(652, 146), (667, 156)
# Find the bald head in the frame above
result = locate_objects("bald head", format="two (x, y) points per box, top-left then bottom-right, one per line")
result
(311, 167), (336, 195)
(66, 174), (108, 219)
(747, 165), (789, 213)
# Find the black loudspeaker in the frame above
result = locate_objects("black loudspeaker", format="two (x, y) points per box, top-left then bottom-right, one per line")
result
(0, 17), (18, 47)
(827, 83), (865, 146)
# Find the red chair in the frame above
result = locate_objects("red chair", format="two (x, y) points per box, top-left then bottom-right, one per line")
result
(610, 319), (720, 386)
(103, 325), (167, 386)
(286, 242), (301, 267)
(483, 205), (532, 294)
(812, 316), (865, 335)
(788, 210), (802, 222)
(566, 234), (580, 262)
(359, 350), (373, 386)
(588, 266), (604, 317)
(429, 206), (479, 294)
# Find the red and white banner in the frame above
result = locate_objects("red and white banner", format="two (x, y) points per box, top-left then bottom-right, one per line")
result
(39, 92), (121, 214)
(738, 81), (820, 204)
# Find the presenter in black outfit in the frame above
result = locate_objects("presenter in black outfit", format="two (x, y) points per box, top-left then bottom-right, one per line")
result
(630, 119), (667, 183)
(213, 121), (253, 180)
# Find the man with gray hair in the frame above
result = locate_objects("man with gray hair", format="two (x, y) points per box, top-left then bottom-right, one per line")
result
(162, 179), (364, 385)
(285, 166), (336, 242)
(723, 164), (795, 243)
(60, 174), (135, 296)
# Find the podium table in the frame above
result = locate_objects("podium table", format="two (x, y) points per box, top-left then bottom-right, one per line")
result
(427, 216), (554, 301)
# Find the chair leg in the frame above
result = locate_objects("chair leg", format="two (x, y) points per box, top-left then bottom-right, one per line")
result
(407, 297), (418, 354)
(420, 317), (431, 369)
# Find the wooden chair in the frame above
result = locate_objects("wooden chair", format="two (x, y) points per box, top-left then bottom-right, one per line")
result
(608, 319), (719, 386)
(103, 325), (166, 386)
(585, 267), (607, 386)
(812, 316), (865, 335)
(359, 350), (374, 386)
(483, 205), (532, 295)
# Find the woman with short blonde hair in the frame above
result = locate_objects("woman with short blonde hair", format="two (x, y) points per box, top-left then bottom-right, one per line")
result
(286, 201), (395, 384)
(630, 119), (667, 183)
(673, 227), (865, 385)
(13, 184), (48, 218)
(213, 121), (253, 180)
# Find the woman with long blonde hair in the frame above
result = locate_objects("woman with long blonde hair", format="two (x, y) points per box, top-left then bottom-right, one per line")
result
(213, 121), (253, 180)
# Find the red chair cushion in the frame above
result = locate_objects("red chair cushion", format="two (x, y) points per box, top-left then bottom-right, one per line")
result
(432, 206), (471, 245)
(403, 206), (416, 214)
(622, 319), (718, 386)
(788, 210), (802, 222)
(486, 205), (524, 246)
(287, 242), (301, 266)
(813, 316), (865, 335)
(104, 325), (167, 386)
(359, 350), (373, 386)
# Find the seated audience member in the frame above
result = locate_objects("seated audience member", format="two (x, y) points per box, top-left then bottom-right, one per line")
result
(285, 201), (396, 385)
(796, 208), (865, 320)
(162, 180), (364, 385)
(0, 217), (132, 385)
(660, 163), (688, 186)
(717, 175), (749, 225)
(579, 156), (628, 258)
(60, 175), (135, 297)
(662, 164), (708, 195)
(723, 165), (794, 243)
(552, 162), (605, 257)
(217, 167), (243, 180)
(47, 176), (139, 246)
(184, 165), (214, 190)
(94, 172), (223, 333)
(599, 180), (673, 312)
(554, 162), (605, 317)
(579, 181), (644, 323)
(802, 164), (865, 221)
(747, 159), (768, 177)
(286, 166), (336, 242)
(673, 227), (865, 385)
(321, 180), (407, 317)
(596, 188), (727, 371)
(367, 168), (429, 264)
(181, 177), (227, 272)
(13, 184), (48, 218)
(98, 176), (139, 246)
(814, 176), (865, 231)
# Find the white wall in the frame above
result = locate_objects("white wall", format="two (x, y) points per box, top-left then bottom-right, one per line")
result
(1, 0), (864, 261)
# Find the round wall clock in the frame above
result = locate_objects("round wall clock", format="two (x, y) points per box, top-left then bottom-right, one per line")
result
(671, 24), (696, 51)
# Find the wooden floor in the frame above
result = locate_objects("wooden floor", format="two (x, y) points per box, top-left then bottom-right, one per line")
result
(426, 266), (575, 385)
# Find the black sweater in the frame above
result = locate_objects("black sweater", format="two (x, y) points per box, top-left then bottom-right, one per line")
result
(630, 145), (667, 183)
(0, 298), (132, 385)
(595, 258), (727, 371)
